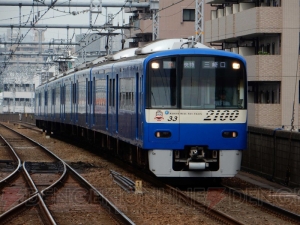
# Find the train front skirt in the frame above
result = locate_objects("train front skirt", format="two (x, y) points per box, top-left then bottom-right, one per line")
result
(148, 150), (242, 177)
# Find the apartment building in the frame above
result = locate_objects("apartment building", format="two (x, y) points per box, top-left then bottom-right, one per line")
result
(124, 0), (212, 47)
(205, 0), (300, 130)
(2, 29), (56, 113)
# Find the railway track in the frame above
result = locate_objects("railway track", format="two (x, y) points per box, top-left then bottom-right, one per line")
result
(109, 169), (300, 225)
(109, 169), (245, 225)
(223, 185), (300, 223)
(0, 123), (135, 225)
(5, 121), (300, 224)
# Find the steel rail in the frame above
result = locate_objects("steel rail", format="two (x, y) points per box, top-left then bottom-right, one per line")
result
(23, 162), (57, 224)
(40, 161), (67, 197)
(224, 185), (300, 224)
(0, 193), (57, 225)
(0, 129), (56, 224)
(0, 122), (135, 225)
(97, 154), (247, 225)
(0, 134), (22, 183)
(110, 170), (135, 192)
(165, 184), (247, 225)
(67, 165), (135, 225)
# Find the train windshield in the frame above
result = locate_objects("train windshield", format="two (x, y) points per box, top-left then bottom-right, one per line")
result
(148, 55), (246, 109)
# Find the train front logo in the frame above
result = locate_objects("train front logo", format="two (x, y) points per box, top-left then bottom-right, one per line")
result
(154, 110), (164, 121)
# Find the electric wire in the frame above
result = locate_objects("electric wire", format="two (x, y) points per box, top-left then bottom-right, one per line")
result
(1, 0), (187, 61)
(0, 1), (58, 76)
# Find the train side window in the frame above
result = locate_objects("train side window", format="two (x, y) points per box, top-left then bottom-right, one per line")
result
(72, 83), (74, 104)
(139, 75), (142, 112)
(73, 83), (77, 104)
(61, 85), (66, 105)
(109, 78), (115, 107)
(45, 91), (48, 106)
(93, 77), (95, 106)
(64, 85), (66, 105)
(52, 89), (55, 105)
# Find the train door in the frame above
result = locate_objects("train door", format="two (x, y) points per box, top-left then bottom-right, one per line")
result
(54, 80), (61, 122)
(37, 91), (41, 117)
(51, 86), (55, 120)
(108, 74), (117, 135)
(60, 83), (66, 122)
(44, 84), (48, 119)
(75, 79), (79, 123)
(64, 77), (72, 124)
(135, 72), (140, 140)
(76, 71), (89, 127)
(106, 75), (109, 131)
(86, 69), (93, 129)
(71, 74), (77, 124)
(138, 69), (144, 141)
(116, 74), (119, 133)
(47, 85), (51, 120)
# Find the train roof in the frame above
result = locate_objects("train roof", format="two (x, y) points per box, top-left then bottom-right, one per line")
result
(106, 48), (138, 61)
(144, 47), (247, 64)
(41, 38), (245, 85)
(135, 38), (209, 55)
(87, 38), (209, 67)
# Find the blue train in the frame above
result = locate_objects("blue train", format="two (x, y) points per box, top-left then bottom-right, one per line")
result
(35, 39), (247, 178)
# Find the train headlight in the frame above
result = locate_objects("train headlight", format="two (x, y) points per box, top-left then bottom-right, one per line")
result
(155, 131), (171, 138)
(151, 62), (160, 69)
(222, 131), (238, 138)
(232, 62), (240, 69)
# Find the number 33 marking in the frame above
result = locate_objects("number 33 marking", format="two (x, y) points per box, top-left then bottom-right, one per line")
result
(168, 116), (178, 121)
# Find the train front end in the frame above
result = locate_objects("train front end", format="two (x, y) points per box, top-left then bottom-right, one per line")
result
(143, 48), (247, 178)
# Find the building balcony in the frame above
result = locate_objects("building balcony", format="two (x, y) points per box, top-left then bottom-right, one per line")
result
(244, 55), (282, 81)
(3, 92), (34, 98)
(248, 103), (281, 128)
(205, 6), (282, 43)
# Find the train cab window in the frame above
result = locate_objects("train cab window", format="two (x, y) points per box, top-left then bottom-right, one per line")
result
(181, 56), (246, 109)
(148, 57), (177, 108)
(148, 56), (246, 110)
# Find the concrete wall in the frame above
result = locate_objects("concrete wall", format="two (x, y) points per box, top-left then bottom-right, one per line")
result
(0, 113), (35, 124)
(243, 126), (300, 186)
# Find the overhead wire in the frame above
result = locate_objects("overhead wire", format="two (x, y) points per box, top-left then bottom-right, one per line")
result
(73, 12), (104, 56)
(0, 0), (59, 76)
(76, 0), (131, 55)
(0, 5), (34, 76)
(1, 0), (187, 62)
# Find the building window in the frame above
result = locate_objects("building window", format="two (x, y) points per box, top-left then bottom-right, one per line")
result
(248, 81), (280, 104)
(183, 9), (195, 21)
(272, 42), (275, 55)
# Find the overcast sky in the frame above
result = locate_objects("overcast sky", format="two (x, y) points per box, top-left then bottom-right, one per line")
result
(0, 0), (131, 41)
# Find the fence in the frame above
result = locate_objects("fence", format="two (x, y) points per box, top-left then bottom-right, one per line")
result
(243, 126), (300, 186)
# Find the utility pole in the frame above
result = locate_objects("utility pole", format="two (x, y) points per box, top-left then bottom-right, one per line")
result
(195, 0), (204, 43)
(34, 28), (47, 54)
(90, 0), (102, 26)
(150, 0), (159, 41)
